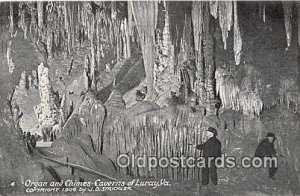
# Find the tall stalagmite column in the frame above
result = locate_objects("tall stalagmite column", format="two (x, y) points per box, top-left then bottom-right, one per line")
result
(192, 1), (206, 102)
(203, 3), (216, 114)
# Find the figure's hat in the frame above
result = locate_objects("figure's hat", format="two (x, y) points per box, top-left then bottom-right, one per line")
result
(207, 127), (218, 136)
(265, 132), (276, 138)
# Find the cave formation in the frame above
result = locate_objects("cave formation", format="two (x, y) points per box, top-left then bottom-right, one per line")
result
(0, 1), (300, 196)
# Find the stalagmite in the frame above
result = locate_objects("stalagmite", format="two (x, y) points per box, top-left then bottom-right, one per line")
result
(34, 63), (59, 131)
(32, 70), (38, 88)
(18, 71), (27, 90)
(203, 3), (216, 111)
(130, 1), (158, 101)
(28, 75), (32, 89)
(233, 1), (242, 65)
(279, 79), (300, 110)
(283, 2), (292, 48)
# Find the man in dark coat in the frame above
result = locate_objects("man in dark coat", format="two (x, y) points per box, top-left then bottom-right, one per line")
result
(30, 135), (37, 148)
(194, 127), (222, 186)
(255, 132), (277, 180)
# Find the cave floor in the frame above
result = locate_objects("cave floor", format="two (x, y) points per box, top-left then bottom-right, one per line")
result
(2, 146), (292, 196)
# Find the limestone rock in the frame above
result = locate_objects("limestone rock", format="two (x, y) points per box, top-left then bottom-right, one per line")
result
(104, 89), (125, 120)
(0, 129), (52, 187)
(51, 137), (117, 177)
(124, 101), (160, 117)
(61, 91), (106, 153)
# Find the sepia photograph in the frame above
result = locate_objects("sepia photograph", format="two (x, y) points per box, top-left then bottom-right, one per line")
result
(0, 0), (299, 195)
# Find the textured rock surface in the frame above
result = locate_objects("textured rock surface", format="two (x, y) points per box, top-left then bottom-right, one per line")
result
(0, 125), (54, 188)
(104, 89), (126, 120)
(51, 136), (117, 177)
(61, 91), (106, 153)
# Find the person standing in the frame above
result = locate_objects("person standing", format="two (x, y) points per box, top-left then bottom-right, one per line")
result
(194, 127), (222, 186)
(30, 135), (36, 148)
(254, 132), (278, 180)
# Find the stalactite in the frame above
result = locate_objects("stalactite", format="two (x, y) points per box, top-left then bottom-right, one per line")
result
(192, 1), (206, 102)
(209, 0), (218, 19)
(90, 14), (96, 90)
(218, 1), (233, 50)
(128, 2), (133, 36)
(233, 1), (242, 65)
(263, 5), (266, 23)
(9, 2), (14, 37)
(37, 2), (43, 30)
(83, 54), (91, 90)
(177, 14), (194, 102)
(297, 2), (300, 46)
(46, 30), (53, 59)
(104, 107), (208, 180)
(283, 2), (292, 48)
(29, 3), (38, 40)
(154, 3), (180, 105)
(95, 15), (102, 70)
(7, 40), (15, 74)
(216, 68), (263, 117)
(131, 1), (158, 101)
(18, 3), (28, 40)
(64, 1), (71, 54)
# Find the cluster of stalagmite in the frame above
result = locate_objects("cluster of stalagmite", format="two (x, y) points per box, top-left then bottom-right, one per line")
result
(18, 71), (27, 90)
(279, 79), (300, 111)
(34, 63), (59, 130)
